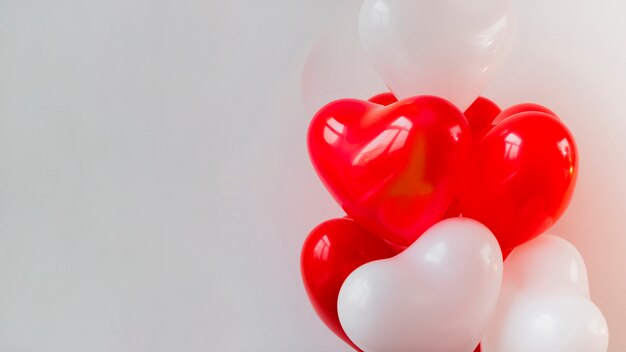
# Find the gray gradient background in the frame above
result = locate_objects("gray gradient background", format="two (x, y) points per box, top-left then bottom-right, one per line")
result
(0, 0), (625, 351)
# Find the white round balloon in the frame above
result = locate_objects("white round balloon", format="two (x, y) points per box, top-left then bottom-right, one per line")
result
(358, 0), (517, 110)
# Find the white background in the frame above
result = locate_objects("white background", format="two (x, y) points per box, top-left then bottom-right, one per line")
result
(0, 0), (625, 351)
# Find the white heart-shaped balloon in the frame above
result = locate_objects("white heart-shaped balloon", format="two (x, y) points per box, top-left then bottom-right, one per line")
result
(358, 0), (516, 110)
(482, 235), (609, 352)
(337, 217), (503, 352)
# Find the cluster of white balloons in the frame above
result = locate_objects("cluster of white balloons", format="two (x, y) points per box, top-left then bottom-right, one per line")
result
(302, 0), (609, 351)
(337, 218), (608, 352)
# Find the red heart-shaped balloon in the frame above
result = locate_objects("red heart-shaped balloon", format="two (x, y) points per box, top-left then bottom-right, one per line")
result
(366, 93), (504, 221)
(460, 111), (578, 251)
(301, 218), (397, 351)
(308, 96), (471, 246)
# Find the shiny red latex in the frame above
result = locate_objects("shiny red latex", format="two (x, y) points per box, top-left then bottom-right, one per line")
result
(308, 96), (471, 246)
(493, 103), (557, 125)
(368, 92), (399, 106)
(301, 218), (397, 351)
(368, 93), (501, 139)
(445, 96), (502, 218)
(460, 111), (578, 252)
(464, 96), (502, 138)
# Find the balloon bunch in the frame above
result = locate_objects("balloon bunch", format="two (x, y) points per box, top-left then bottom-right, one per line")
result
(300, 1), (609, 351)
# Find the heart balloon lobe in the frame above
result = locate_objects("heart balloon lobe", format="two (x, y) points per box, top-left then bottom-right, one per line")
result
(308, 96), (471, 246)
(460, 112), (578, 251)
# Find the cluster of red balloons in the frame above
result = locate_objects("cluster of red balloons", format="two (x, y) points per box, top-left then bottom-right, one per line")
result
(301, 93), (578, 351)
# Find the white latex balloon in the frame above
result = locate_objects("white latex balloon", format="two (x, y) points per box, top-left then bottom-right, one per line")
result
(482, 235), (609, 352)
(502, 235), (590, 297)
(337, 218), (503, 352)
(358, 0), (516, 110)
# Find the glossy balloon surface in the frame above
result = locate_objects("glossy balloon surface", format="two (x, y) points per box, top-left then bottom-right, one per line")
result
(366, 94), (504, 221)
(337, 218), (503, 352)
(493, 103), (557, 125)
(464, 96), (502, 139)
(308, 96), (471, 246)
(301, 218), (396, 350)
(369, 92), (501, 223)
(502, 235), (590, 296)
(368, 92), (399, 106)
(358, 0), (516, 110)
(482, 235), (609, 352)
(325, 92), (504, 227)
(369, 93), (502, 139)
(444, 96), (501, 219)
(460, 112), (578, 251)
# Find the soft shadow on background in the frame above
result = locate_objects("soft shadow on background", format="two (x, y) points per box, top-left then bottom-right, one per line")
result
(0, 0), (624, 351)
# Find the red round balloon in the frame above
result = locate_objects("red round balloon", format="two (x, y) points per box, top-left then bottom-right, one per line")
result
(308, 96), (471, 246)
(301, 218), (397, 351)
(460, 111), (578, 251)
